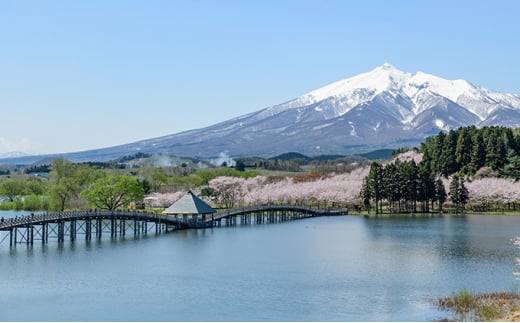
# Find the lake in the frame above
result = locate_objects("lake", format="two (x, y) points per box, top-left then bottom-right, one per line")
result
(0, 211), (518, 321)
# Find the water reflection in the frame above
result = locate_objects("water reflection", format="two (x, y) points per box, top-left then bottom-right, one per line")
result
(0, 214), (518, 321)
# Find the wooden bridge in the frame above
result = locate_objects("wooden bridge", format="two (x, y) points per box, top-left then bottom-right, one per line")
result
(0, 205), (348, 246)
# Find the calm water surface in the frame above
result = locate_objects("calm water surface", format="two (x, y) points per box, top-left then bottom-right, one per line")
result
(0, 211), (518, 321)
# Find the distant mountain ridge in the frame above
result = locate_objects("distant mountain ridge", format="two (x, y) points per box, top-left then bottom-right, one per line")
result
(2, 63), (520, 165)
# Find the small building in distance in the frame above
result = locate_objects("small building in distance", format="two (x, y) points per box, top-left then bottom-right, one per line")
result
(163, 191), (215, 226)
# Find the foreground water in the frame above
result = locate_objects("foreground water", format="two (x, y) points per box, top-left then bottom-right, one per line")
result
(0, 211), (518, 321)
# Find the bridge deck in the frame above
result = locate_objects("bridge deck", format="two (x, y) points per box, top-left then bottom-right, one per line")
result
(0, 210), (185, 231)
(208, 205), (348, 222)
(0, 205), (348, 246)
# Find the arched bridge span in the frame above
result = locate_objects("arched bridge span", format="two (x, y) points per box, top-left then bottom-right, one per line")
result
(0, 205), (348, 246)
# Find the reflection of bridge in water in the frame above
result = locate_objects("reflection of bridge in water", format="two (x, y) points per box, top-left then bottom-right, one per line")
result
(0, 205), (348, 247)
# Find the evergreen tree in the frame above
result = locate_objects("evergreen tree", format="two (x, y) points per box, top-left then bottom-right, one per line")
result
(455, 127), (473, 174)
(469, 130), (485, 175)
(432, 131), (446, 176)
(434, 178), (447, 212)
(503, 149), (520, 181)
(440, 130), (458, 176)
(418, 165), (435, 212)
(383, 162), (401, 212)
(400, 161), (418, 213)
(361, 177), (372, 213)
(367, 161), (384, 215)
(449, 175), (469, 213)
(449, 175), (460, 212)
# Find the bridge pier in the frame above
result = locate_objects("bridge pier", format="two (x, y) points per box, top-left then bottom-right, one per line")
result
(111, 218), (116, 238)
(70, 220), (76, 241)
(97, 219), (102, 238)
(0, 211), (188, 248)
(85, 219), (91, 240)
(42, 223), (47, 244)
(57, 221), (64, 243)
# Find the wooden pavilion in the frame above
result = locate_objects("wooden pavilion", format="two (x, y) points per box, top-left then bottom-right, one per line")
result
(162, 191), (215, 226)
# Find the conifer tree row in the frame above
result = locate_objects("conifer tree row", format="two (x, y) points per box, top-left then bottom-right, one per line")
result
(361, 125), (520, 214)
(420, 126), (520, 178)
(361, 160), (447, 214)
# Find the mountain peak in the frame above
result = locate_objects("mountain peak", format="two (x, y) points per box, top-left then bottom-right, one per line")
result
(4, 64), (520, 163)
(378, 62), (398, 71)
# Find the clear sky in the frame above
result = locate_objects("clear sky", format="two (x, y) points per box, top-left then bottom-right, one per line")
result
(1, 0), (519, 155)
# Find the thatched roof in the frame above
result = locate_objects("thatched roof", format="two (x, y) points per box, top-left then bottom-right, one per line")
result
(162, 191), (215, 215)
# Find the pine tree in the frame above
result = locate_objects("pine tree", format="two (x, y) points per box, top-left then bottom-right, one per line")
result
(440, 130), (458, 176)
(367, 161), (384, 215)
(434, 178), (447, 212)
(456, 127), (473, 174)
(400, 161), (418, 213)
(503, 149), (520, 181)
(384, 162), (401, 212)
(449, 175), (469, 213)
(418, 165), (435, 213)
(432, 131), (446, 176)
(469, 130), (485, 175)
(361, 177), (372, 213)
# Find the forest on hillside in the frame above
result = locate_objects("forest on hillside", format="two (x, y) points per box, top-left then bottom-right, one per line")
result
(361, 126), (520, 215)
(420, 126), (520, 179)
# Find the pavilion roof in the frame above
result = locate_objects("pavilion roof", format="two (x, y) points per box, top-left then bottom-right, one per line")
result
(162, 191), (215, 215)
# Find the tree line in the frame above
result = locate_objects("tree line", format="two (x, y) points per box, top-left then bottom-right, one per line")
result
(0, 159), (147, 211)
(360, 159), (470, 215)
(0, 158), (261, 212)
(359, 125), (518, 214)
(420, 125), (520, 179)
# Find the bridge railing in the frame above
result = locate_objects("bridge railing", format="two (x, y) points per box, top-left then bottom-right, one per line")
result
(0, 204), (348, 230)
(210, 204), (348, 221)
(0, 210), (191, 230)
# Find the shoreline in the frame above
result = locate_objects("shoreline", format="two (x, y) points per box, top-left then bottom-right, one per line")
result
(437, 290), (520, 321)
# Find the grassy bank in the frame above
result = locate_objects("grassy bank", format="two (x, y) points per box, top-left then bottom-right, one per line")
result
(437, 289), (520, 321)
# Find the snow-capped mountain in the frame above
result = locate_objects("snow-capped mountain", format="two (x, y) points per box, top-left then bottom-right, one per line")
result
(131, 62), (519, 157)
(0, 151), (34, 159)
(2, 63), (520, 164)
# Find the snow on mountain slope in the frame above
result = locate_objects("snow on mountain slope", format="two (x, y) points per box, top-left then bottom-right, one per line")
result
(147, 63), (520, 156)
(3, 63), (520, 164)
(264, 63), (520, 123)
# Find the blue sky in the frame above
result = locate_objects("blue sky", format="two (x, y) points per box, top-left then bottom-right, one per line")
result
(1, 0), (519, 154)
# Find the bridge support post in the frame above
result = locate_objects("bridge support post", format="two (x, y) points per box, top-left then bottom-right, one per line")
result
(70, 220), (76, 241)
(97, 219), (102, 238)
(85, 219), (91, 240)
(111, 218), (116, 238)
(58, 221), (64, 243)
